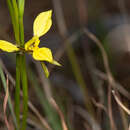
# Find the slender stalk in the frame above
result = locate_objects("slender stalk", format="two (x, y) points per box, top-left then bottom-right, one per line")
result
(11, 0), (20, 44)
(18, 0), (25, 46)
(15, 54), (21, 128)
(6, 0), (21, 129)
(7, 0), (28, 129)
(6, 0), (19, 43)
(18, 0), (28, 129)
(20, 55), (28, 130)
(19, 18), (24, 46)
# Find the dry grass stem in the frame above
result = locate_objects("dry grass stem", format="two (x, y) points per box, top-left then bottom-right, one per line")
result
(50, 98), (68, 130)
(112, 90), (130, 115)
(94, 69), (130, 100)
(75, 106), (101, 130)
(108, 85), (117, 130)
(28, 102), (52, 130)
(3, 75), (12, 130)
(92, 98), (107, 114)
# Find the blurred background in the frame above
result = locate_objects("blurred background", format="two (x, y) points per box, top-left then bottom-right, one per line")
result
(0, 0), (130, 130)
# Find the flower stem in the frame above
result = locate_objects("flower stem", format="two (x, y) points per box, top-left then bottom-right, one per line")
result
(7, 0), (28, 129)
(6, 0), (21, 128)
(20, 55), (28, 130)
(18, 0), (28, 129)
(15, 54), (21, 129)
(6, 0), (19, 43)
(18, 0), (25, 47)
(12, 0), (20, 44)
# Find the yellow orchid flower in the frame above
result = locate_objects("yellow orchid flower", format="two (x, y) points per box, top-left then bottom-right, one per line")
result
(0, 10), (61, 77)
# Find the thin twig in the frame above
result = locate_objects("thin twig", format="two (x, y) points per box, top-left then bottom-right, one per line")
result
(91, 98), (107, 114)
(108, 85), (117, 130)
(28, 102), (52, 130)
(112, 90), (130, 115)
(83, 28), (112, 80)
(94, 69), (130, 100)
(75, 106), (101, 130)
(50, 98), (68, 130)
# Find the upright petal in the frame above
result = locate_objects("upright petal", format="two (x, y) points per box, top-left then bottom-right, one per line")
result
(25, 37), (35, 51)
(33, 10), (52, 38)
(33, 47), (53, 62)
(0, 40), (19, 52)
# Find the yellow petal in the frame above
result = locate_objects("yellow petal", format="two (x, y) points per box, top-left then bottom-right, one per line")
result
(52, 60), (61, 66)
(33, 47), (53, 62)
(25, 36), (40, 51)
(41, 62), (49, 78)
(33, 10), (52, 38)
(0, 40), (19, 52)
(25, 37), (35, 51)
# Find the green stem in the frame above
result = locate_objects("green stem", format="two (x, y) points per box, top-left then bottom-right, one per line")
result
(7, 0), (28, 129)
(20, 55), (28, 130)
(19, 18), (24, 46)
(6, 0), (21, 129)
(15, 54), (21, 129)
(11, 0), (21, 128)
(12, 0), (20, 44)
(6, 0), (19, 43)
(18, 0), (28, 129)
(18, 0), (25, 46)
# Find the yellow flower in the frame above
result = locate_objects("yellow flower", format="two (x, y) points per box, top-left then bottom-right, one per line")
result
(0, 10), (61, 77)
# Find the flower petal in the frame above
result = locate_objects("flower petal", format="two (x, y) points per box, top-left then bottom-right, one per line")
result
(24, 36), (40, 51)
(33, 47), (53, 62)
(24, 37), (35, 51)
(0, 40), (19, 52)
(33, 10), (52, 38)
(41, 62), (49, 78)
(51, 60), (61, 66)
